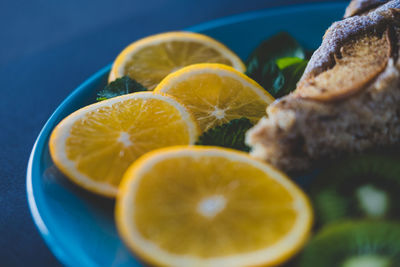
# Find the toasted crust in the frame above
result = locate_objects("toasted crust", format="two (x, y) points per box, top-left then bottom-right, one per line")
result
(246, 0), (400, 172)
(301, 2), (400, 83)
(295, 29), (392, 101)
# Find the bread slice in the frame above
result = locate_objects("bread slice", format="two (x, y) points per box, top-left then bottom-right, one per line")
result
(246, 0), (400, 172)
(295, 29), (391, 101)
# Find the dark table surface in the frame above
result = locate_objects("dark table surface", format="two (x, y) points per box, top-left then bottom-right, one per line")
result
(0, 0), (346, 266)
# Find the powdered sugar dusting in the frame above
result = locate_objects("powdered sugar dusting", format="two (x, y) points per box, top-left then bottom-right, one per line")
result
(302, 0), (400, 80)
(344, 0), (388, 18)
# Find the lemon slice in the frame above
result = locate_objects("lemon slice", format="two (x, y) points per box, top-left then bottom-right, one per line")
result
(155, 63), (274, 132)
(109, 32), (245, 90)
(116, 146), (313, 267)
(49, 92), (199, 197)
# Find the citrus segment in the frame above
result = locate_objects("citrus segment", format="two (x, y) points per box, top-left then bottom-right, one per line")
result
(155, 63), (274, 132)
(116, 146), (313, 267)
(49, 92), (199, 197)
(109, 32), (246, 90)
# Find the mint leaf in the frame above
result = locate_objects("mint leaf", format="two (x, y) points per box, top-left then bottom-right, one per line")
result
(97, 76), (147, 101)
(196, 118), (253, 152)
(276, 57), (304, 69)
(278, 59), (308, 98)
(245, 32), (306, 98)
(247, 59), (284, 97)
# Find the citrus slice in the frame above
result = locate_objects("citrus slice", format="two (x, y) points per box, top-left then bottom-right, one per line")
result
(116, 146), (313, 267)
(154, 63), (274, 132)
(109, 32), (245, 90)
(49, 92), (199, 197)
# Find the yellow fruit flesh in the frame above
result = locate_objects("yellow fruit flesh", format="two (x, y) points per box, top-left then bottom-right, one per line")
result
(158, 72), (271, 131)
(133, 155), (297, 258)
(124, 41), (233, 90)
(65, 98), (192, 189)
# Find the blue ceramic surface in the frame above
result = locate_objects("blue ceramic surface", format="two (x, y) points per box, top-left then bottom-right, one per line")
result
(27, 3), (346, 266)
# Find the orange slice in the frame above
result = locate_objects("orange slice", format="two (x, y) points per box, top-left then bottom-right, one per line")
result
(116, 146), (313, 266)
(155, 63), (274, 132)
(49, 92), (199, 197)
(109, 32), (245, 90)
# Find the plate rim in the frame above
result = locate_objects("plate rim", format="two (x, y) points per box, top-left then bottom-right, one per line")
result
(26, 2), (347, 266)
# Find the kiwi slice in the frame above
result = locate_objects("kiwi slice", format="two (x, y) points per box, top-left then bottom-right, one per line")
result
(299, 221), (400, 267)
(309, 154), (400, 226)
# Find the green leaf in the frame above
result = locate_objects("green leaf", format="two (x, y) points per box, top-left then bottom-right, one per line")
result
(245, 32), (306, 98)
(196, 118), (254, 152)
(277, 59), (308, 98)
(276, 57), (304, 69)
(97, 76), (147, 101)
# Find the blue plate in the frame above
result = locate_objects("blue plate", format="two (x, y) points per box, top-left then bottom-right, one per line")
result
(27, 3), (346, 266)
